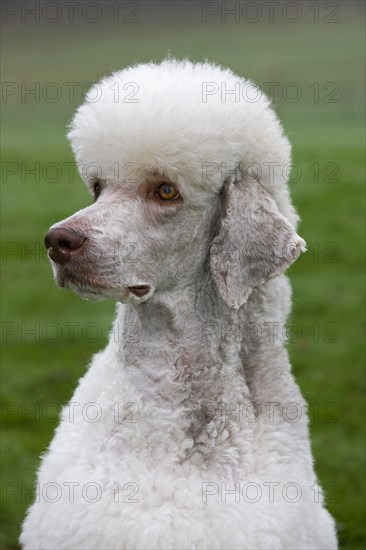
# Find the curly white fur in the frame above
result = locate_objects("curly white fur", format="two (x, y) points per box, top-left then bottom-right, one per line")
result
(21, 60), (337, 550)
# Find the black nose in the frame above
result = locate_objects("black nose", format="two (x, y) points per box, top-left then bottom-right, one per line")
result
(44, 227), (86, 264)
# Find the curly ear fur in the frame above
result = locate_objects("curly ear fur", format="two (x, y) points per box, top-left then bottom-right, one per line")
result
(210, 176), (306, 310)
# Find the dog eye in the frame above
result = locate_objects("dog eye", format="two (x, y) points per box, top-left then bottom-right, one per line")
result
(93, 180), (101, 201)
(156, 183), (179, 201)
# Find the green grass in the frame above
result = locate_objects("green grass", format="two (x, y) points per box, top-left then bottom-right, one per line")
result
(1, 11), (365, 549)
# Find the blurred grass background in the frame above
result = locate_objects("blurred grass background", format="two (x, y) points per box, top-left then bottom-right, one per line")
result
(1, 1), (365, 548)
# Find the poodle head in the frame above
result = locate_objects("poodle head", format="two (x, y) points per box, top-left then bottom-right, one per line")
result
(45, 59), (305, 307)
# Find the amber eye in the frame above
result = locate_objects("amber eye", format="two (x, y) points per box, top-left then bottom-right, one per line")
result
(156, 183), (179, 201)
(93, 180), (101, 200)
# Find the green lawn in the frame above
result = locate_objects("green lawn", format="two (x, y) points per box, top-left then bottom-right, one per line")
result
(1, 8), (365, 549)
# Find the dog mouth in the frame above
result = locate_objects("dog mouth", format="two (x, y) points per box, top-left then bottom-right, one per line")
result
(54, 269), (153, 303)
(60, 276), (116, 302)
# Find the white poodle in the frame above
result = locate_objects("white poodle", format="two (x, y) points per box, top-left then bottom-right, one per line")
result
(21, 59), (337, 549)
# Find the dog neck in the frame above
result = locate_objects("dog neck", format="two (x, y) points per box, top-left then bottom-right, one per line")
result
(118, 273), (243, 383)
(112, 274), (256, 474)
(109, 272), (294, 475)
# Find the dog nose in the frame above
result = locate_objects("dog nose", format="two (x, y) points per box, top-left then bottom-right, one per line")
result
(44, 227), (86, 264)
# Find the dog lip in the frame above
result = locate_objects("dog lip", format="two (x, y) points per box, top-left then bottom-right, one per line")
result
(127, 285), (151, 297)
(57, 273), (110, 293)
(55, 272), (152, 300)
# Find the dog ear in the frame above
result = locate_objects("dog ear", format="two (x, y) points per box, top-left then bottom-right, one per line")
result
(210, 175), (306, 310)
